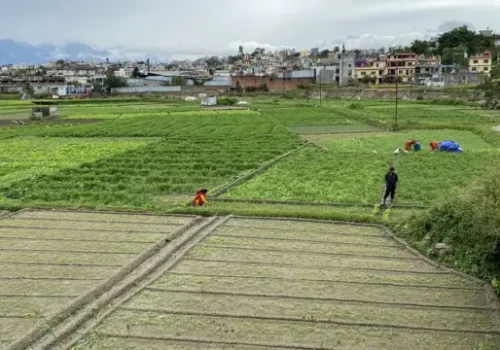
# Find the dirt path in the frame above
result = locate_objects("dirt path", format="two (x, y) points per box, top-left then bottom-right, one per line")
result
(11, 214), (495, 350)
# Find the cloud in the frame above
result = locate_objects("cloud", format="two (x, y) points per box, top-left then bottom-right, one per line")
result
(1, 1), (499, 61)
(226, 41), (293, 54)
(437, 20), (475, 32)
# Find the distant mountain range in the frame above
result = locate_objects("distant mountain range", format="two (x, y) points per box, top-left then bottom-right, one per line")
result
(0, 39), (171, 65)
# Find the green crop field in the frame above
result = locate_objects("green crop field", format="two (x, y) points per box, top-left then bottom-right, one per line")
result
(2, 97), (500, 349)
(0, 108), (302, 209)
(225, 124), (500, 205)
(0, 97), (498, 217)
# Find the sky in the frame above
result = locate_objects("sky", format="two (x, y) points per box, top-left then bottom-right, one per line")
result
(1, 0), (500, 59)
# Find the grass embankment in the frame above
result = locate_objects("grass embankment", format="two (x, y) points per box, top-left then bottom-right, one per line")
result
(392, 173), (500, 293)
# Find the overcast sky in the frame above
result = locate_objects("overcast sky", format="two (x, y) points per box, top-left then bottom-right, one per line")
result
(1, 0), (500, 58)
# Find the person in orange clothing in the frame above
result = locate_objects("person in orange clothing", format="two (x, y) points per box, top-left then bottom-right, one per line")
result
(404, 139), (416, 151)
(429, 141), (440, 151)
(193, 189), (208, 206)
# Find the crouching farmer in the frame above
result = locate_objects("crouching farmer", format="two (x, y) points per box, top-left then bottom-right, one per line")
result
(193, 189), (208, 206)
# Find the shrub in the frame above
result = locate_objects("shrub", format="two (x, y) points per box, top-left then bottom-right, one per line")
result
(348, 102), (364, 110)
(281, 91), (296, 99)
(217, 96), (238, 106)
(394, 172), (500, 292)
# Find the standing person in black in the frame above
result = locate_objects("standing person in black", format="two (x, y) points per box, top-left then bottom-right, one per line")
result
(382, 167), (398, 207)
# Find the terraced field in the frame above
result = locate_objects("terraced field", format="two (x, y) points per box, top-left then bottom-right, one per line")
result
(0, 210), (196, 349)
(66, 217), (500, 350)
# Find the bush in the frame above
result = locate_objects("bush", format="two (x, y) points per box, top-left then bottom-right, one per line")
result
(217, 96), (238, 106)
(0, 93), (20, 100)
(416, 95), (424, 101)
(348, 102), (364, 110)
(281, 91), (296, 99)
(394, 172), (500, 293)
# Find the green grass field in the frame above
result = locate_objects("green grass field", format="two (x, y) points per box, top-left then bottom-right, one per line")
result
(0, 97), (498, 219)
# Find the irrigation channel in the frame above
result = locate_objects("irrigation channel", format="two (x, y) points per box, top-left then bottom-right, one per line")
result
(0, 210), (499, 350)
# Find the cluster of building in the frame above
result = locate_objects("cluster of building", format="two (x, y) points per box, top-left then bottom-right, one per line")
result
(354, 51), (494, 86)
(0, 45), (498, 96)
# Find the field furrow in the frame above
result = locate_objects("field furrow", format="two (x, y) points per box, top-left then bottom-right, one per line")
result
(0, 218), (174, 233)
(149, 274), (488, 308)
(0, 239), (149, 254)
(0, 263), (116, 279)
(203, 235), (414, 258)
(14, 211), (193, 225)
(71, 336), (296, 350)
(186, 246), (438, 273)
(0, 228), (165, 243)
(0, 250), (134, 266)
(0, 318), (43, 341)
(222, 219), (385, 235)
(172, 259), (481, 288)
(95, 310), (500, 350)
(211, 228), (397, 245)
(0, 280), (96, 297)
(0, 296), (74, 316)
(126, 290), (500, 331)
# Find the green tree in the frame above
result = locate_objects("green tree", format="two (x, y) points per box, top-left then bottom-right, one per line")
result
(441, 45), (468, 66)
(206, 56), (221, 69)
(437, 26), (493, 57)
(131, 67), (140, 78)
(104, 75), (127, 92)
(410, 40), (430, 55)
(479, 63), (500, 109)
(333, 46), (340, 53)
(92, 81), (104, 93)
(359, 76), (377, 84)
(172, 76), (185, 86)
(22, 82), (34, 97)
(319, 49), (329, 58)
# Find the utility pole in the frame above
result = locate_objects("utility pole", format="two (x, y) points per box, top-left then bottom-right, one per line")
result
(319, 68), (322, 106)
(282, 69), (285, 95)
(395, 68), (399, 128)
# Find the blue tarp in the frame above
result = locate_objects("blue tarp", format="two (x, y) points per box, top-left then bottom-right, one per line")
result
(440, 141), (463, 153)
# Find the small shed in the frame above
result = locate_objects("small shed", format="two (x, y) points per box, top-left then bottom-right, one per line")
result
(201, 95), (217, 106)
(31, 101), (58, 119)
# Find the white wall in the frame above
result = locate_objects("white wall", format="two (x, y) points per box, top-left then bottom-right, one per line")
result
(111, 86), (181, 94)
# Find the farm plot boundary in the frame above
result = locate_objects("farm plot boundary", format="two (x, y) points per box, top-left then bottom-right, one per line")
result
(9, 215), (231, 350)
(17, 215), (499, 350)
(209, 142), (311, 198)
(4, 211), (203, 350)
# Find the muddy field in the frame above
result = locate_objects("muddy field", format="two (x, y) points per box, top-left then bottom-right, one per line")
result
(0, 210), (194, 348)
(67, 217), (500, 350)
